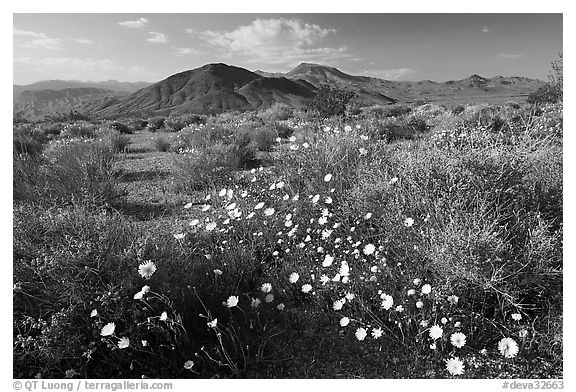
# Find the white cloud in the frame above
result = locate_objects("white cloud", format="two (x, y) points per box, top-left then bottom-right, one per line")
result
(14, 56), (154, 82)
(147, 32), (168, 44)
(173, 47), (203, 56)
(21, 38), (64, 50)
(118, 17), (149, 29)
(496, 53), (526, 59)
(74, 38), (92, 45)
(360, 68), (417, 80)
(196, 18), (353, 66)
(13, 29), (47, 38)
(482, 26), (490, 33)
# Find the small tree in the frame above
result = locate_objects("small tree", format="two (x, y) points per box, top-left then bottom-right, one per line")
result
(307, 84), (355, 117)
(528, 53), (563, 105)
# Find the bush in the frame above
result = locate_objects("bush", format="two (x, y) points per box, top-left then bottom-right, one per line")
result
(260, 103), (294, 121)
(146, 116), (166, 132)
(109, 121), (133, 134)
(60, 121), (97, 139)
(13, 124), (48, 156)
(153, 137), (172, 152)
(164, 114), (205, 132)
(231, 131), (258, 168)
(250, 127), (276, 152)
(307, 85), (355, 118)
(96, 127), (131, 153)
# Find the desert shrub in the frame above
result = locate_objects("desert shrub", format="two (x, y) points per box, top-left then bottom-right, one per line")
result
(451, 105), (466, 115)
(165, 114), (205, 132)
(528, 83), (562, 105)
(307, 85), (355, 118)
(46, 109), (91, 122)
(128, 118), (148, 130)
(37, 122), (65, 136)
(60, 121), (97, 139)
(146, 116), (166, 132)
(273, 122), (294, 139)
(383, 104), (413, 118)
(13, 124), (49, 156)
(231, 131), (258, 168)
(407, 116), (430, 133)
(181, 124), (235, 150)
(153, 137), (172, 152)
(260, 103), (294, 121)
(108, 121), (133, 134)
(15, 138), (119, 205)
(250, 126), (276, 152)
(96, 127), (131, 153)
(173, 143), (235, 191)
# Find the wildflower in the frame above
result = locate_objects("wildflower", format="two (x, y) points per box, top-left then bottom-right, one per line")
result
(430, 343), (437, 350)
(416, 300), (424, 309)
(404, 217), (415, 227)
(312, 194), (320, 204)
(264, 208), (275, 216)
(355, 327), (367, 341)
(323, 254), (334, 267)
(251, 298), (261, 308)
(90, 309), (98, 317)
(450, 332), (467, 348)
(134, 290), (144, 300)
(480, 348), (487, 355)
(364, 212), (372, 219)
(363, 243), (376, 255)
(219, 188), (226, 197)
(138, 261), (157, 279)
(345, 292), (355, 301)
(445, 357), (465, 376)
(395, 305), (404, 312)
(359, 147), (368, 156)
(289, 136), (297, 142)
(372, 327), (383, 339)
(118, 337), (130, 349)
(184, 360), (194, 370)
(454, 321), (462, 328)
(429, 325), (443, 340)
(141, 340), (148, 347)
(441, 317), (448, 324)
(381, 294), (394, 310)
(226, 189), (233, 199)
(261, 283), (273, 293)
(289, 272), (300, 284)
(333, 299), (344, 311)
(303, 142), (310, 148)
(189, 219), (200, 227)
(407, 289), (416, 296)
(519, 329), (528, 338)
(421, 284), (432, 295)
(206, 222), (217, 231)
(207, 319), (217, 328)
(344, 125), (352, 132)
(265, 294), (274, 303)
(413, 278), (421, 286)
(254, 202), (265, 210)
(325, 196), (333, 204)
(388, 177), (398, 185)
(184, 202), (193, 209)
(324, 173), (333, 182)
(174, 233), (186, 240)
(498, 337), (519, 358)
(340, 317), (350, 327)
(160, 311), (168, 321)
(214, 269), (223, 276)
(301, 284), (313, 293)
(447, 295), (459, 305)
(225, 296), (239, 308)
(320, 275), (330, 285)
(511, 313), (522, 321)
(100, 322), (115, 337)
(201, 204), (210, 212)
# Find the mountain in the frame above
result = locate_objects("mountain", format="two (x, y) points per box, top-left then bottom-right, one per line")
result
(14, 87), (126, 121)
(92, 63), (317, 117)
(13, 80), (151, 99)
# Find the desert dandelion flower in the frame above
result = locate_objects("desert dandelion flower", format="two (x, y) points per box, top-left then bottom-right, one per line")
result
(445, 357), (465, 376)
(225, 295), (239, 308)
(363, 243), (376, 255)
(184, 360), (194, 370)
(340, 317), (350, 327)
(289, 272), (300, 283)
(355, 327), (367, 341)
(421, 284), (432, 295)
(498, 337), (519, 358)
(261, 283), (272, 293)
(118, 337), (130, 349)
(371, 327), (383, 339)
(138, 261), (157, 279)
(100, 322), (115, 337)
(265, 294), (274, 303)
(333, 299), (344, 311)
(324, 173), (333, 182)
(429, 325), (443, 340)
(301, 284), (313, 293)
(450, 332), (467, 348)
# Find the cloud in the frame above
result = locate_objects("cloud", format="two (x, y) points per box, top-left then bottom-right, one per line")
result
(14, 56), (154, 82)
(496, 53), (526, 59)
(195, 18), (354, 66)
(13, 29), (47, 38)
(360, 68), (417, 80)
(482, 26), (490, 33)
(118, 17), (149, 29)
(173, 47), (203, 56)
(14, 28), (92, 49)
(147, 32), (168, 44)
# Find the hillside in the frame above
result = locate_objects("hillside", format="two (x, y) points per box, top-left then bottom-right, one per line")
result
(92, 63), (317, 117)
(13, 80), (151, 99)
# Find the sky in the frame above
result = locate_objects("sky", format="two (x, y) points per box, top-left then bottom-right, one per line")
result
(13, 13), (562, 85)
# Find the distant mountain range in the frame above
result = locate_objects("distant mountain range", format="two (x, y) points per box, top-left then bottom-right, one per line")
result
(13, 63), (546, 120)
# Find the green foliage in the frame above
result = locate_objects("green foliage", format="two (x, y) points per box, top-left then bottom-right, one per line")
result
(153, 136), (172, 152)
(528, 54), (563, 105)
(307, 85), (355, 118)
(164, 114), (206, 132)
(146, 116), (166, 132)
(259, 103), (294, 121)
